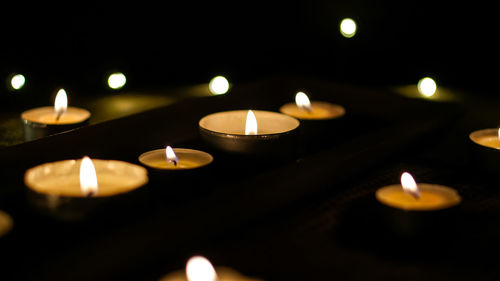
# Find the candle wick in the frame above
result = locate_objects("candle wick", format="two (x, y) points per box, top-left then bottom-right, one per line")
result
(300, 105), (313, 113)
(86, 191), (95, 197)
(55, 111), (63, 121)
(409, 191), (420, 200)
(168, 159), (178, 166)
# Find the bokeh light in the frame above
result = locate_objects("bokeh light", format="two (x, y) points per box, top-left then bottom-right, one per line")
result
(340, 18), (357, 38)
(208, 76), (229, 95)
(417, 77), (437, 97)
(10, 74), (25, 90)
(108, 72), (127, 90)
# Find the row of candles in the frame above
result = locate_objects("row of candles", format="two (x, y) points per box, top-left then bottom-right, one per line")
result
(0, 84), (498, 280)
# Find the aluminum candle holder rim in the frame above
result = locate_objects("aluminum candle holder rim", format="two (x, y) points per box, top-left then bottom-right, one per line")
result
(138, 148), (214, 170)
(198, 110), (300, 155)
(469, 128), (500, 150)
(199, 126), (298, 139)
(198, 109), (300, 136)
(24, 158), (149, 197)
(21, 106), (91, 125)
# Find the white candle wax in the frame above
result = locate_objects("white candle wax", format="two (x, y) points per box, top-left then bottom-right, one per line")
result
(25, 159), (148, 197)
(21, 106), (90, 125)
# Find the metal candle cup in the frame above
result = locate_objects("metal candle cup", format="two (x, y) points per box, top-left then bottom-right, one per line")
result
(21, 89), (91, 141)
(24, 158), (148, 220)
(279, 93), (346, 149)
(159, 255), (262, 281)
(199, 110), (300, 156)
(375, 182), (461, 239)
(138, 147), (214, 196)
(469, 128), (500, 173)
(138, 148), (213, 170)
(21, 106), (91, 141)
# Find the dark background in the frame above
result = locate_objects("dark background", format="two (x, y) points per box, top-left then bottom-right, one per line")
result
(1, 1), (498, 97)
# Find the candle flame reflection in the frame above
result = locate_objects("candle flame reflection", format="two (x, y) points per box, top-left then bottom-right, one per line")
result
(54, 88), (68, 120)
(245, 110), (258, 135)
(165, 146), (178, 166)
(295, 91), (312, 112)
(401, 172), (420, 199)
(186, 255), (217, 281)
(80, 156), (98, 196)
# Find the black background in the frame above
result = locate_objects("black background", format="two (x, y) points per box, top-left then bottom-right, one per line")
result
(1, 1), (498, 95)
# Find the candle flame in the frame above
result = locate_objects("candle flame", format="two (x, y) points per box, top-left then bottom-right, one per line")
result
(497, 128), (500, 140)
(165, 146), (178, 166)
(295, 91), (312, 112)
(400, 172), (420, 199)
(80, 156), (98, 196)
(54, 88), (68, 120)
(185, 255), (217, 281)
(245, 110), (258, 135)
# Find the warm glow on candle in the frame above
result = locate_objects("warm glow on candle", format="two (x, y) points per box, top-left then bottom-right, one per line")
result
(295, 91), (312, 112)
(401, 172), (420, 199)
(245, 110), (258, 135)
(185, 256), (217, 281)
(165, 146), (179, 166)
(54, 88), (68, 120)
(80, 156), (98, 196)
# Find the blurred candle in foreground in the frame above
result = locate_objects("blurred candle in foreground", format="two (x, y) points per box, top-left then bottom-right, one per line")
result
(186, 256), (217, 281)
(159, 255), (263, 281)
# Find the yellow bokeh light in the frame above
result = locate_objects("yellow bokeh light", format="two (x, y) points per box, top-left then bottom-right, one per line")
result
(417, 77), (437, 97)
(108, 72), (127, 90)
(208, 76), (229, 95)
(10, 74), (25, 90)
(340, 18), (357, 38)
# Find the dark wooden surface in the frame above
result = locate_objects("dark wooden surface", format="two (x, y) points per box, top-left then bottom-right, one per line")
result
(2, 76), (494, 281)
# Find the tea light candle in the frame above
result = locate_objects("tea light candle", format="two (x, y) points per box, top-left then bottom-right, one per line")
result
(24, 156), (148, 220)
(279, 91), (345, 120)
(21, 88), (91, 141)
(159, 255), (262, 281)
(469, 128), (500, 149)
(376, 172), (461, 211)
(199, 109), (300, 155)
(374, 172), (461, 239)
(0, 211), (13, 238)
(469, 128), (500, 173)
(139, 146), (213, 170)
